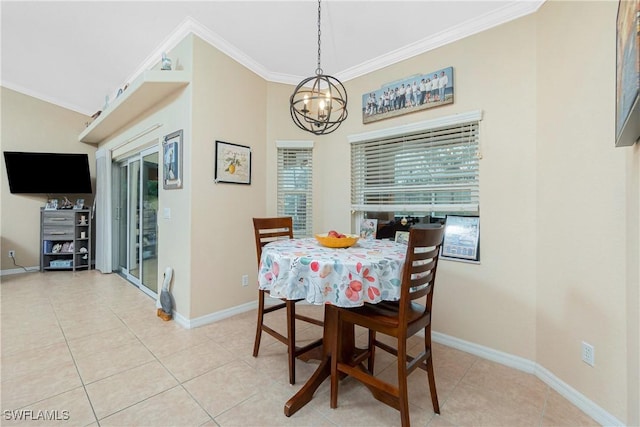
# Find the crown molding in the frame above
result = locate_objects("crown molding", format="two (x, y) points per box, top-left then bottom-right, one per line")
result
(336, 0), (545, 82)
(2, 1), (545, 115)
(124, 1), (545, 88)
(123, 16), (274, 87)
(0, 81), (91, 116)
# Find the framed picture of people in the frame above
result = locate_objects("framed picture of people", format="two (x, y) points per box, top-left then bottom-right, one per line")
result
(362, 66), (454, 124)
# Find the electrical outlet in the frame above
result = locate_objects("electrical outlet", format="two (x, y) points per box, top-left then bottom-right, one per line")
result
(582, 341), (595, 366)
(8, 250), (15, 258)
(242, 274), (249, 287)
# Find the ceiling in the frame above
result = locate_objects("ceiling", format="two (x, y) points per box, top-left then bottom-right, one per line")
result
(1, 0), (544, 117)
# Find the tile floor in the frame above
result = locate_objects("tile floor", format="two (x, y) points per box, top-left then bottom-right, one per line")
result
(1, 271), (599, 426)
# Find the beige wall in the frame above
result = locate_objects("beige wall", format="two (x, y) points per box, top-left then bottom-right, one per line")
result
(265, 21), (540, 369)
(267, 10), (541, 360)
(189, 36), (268, 319)
(1, 0), (638, 423)
(95, 35), (194, 317)
(629, 141), (640, 426)
(536, 1), (631, 422)
(0, 87), (96, 271)
(266, 2), (635, 423)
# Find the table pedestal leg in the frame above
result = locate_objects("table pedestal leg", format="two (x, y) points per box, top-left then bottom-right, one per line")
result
(285, 304), (353, 417)
(284, 358), (331, 416)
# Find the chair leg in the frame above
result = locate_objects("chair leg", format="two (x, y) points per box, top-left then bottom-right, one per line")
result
(424, 327), (440, 414)
(397, 338), (410, 427)
(286, 300), (296, 385)
(367, 329), (376, 374)
(252, 290), (266, 357)
(330, 311), (341, 409)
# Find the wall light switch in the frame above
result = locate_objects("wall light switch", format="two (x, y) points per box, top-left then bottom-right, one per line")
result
(163, 207), (171, 219)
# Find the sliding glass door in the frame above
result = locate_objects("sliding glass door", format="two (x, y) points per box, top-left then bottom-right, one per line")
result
(115, 146), (159, 297)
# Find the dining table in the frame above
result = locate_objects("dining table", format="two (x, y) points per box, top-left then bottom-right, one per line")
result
(257, 237), (408, 416)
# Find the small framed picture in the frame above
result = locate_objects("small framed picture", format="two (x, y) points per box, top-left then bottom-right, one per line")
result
(441, 215), (480, 261)
(359, 218), (378, 239)
(394, 231), (409, 245)
(163, 129), (183, 189)
(44, 199), (58, 210)
(74, 198), (85, 209)
(214, 140), (251, 185)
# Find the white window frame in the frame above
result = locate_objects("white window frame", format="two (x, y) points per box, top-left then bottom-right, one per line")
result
(276, 140), (314, 238)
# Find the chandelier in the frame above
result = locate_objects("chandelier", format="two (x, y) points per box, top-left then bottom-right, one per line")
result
(290, 0), (348, 135)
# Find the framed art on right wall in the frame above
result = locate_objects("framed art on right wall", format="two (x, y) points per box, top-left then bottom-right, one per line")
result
(615, 0), (640, 147)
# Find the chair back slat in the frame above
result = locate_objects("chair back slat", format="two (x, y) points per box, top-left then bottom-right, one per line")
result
(253, 217), (294, 265)
(400, 225), (445, 319)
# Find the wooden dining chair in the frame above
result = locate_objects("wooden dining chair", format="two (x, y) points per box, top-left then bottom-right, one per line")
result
(330, 225), (445, 427)
(252, 217), (323, 385)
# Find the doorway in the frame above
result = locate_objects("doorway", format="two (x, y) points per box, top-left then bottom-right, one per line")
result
(115, 146), (159, 297)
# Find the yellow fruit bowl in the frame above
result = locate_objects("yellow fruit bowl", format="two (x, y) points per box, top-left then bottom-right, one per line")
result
(315, 233), (360, 248)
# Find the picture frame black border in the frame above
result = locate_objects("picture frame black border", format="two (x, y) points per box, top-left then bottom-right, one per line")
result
(441, 215), (480, 262)
(214, 140), (252, 185)
(163, 129), (183, 190)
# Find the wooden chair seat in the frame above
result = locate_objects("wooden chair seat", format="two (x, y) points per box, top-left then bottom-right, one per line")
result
(340, 301), (430, 334)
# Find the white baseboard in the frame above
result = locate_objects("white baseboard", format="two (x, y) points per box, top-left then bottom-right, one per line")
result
(0, 266), (40, 277)
(432, 331), (624, 427)
(534, 364), (624, 427)
(173, 295), (315, 329)
(174, 300), (257, 329)
(432, 331), (536, 373)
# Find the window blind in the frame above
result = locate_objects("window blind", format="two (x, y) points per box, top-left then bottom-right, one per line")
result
(351, 120), (479, 214)
(277, 145), (313, 237)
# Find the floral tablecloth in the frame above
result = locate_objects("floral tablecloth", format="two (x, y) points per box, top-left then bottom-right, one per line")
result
(258, 238), (407, 307)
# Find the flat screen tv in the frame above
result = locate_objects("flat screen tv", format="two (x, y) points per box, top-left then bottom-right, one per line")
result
(3, 151), (93, 194)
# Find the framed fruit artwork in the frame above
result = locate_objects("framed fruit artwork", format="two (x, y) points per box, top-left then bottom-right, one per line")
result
(214, 140), (251, 185)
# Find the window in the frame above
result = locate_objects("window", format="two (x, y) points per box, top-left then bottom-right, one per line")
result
(350, 110), (481, 222)
(277, 141), (313, 237)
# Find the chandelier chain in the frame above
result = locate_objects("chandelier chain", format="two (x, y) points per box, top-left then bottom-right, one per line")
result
(289, 0), (348, 135)
(316, 0), (322, 75)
